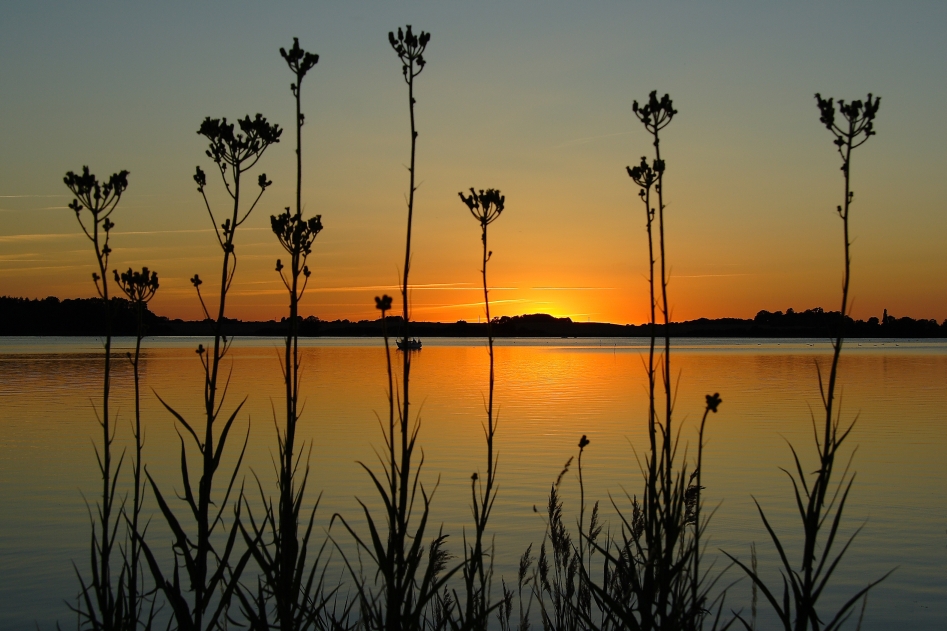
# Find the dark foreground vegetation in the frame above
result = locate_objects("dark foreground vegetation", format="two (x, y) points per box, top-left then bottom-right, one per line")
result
(33, 24), (896, 631)
(2, 296), (944, 338)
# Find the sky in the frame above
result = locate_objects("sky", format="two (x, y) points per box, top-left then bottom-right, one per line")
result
(1, 1), (945, 324)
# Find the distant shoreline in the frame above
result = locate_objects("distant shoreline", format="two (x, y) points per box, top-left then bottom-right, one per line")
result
(2, 296), (945, 339)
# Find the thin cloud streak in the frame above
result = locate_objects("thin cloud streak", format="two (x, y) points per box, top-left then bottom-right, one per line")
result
(0, 264), (85, 274)
(230, 282), (510, 297)
(0, 233), (79, 243)
(0, 227), (269, 242)
(674, 273), (751, 278)
(420, 298), (529, 310)
(0, 206), (70, 212)
(239, 282), (522, 293)
(529, 286), (615, 291)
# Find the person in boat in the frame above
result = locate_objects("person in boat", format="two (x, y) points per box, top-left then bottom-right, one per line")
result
(396, 338), (422, 350)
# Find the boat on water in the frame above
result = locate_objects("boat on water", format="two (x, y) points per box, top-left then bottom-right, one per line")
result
(396, 338), (423, 351)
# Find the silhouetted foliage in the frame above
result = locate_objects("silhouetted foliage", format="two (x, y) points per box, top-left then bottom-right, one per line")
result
(456, 187), (507, 628)
(726, 93), (891, 631)
(63, 165), (130, 631)
(113, 266), (160, 630)
(40, 34), (924, 631)
(585, 92), (718, 631)
(138, 112), (280, 631)
(332, 24), (455, 631)
(237, 37), (336, 631)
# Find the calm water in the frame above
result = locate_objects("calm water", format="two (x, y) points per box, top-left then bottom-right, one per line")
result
(0, 337), (945, 629)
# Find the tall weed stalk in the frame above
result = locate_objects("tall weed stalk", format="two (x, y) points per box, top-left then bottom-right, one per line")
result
(138, 114), (281, 631)
(332, 26), (456, 631)
(725, 93), (889, 631)
(64, 166), (130, 631)
(580, 92), (728, 631)
(113, 266), (160, 629)
(589, 92), (691, 630)
(238, 38), (334, 631)
(457, 188), (506, 627)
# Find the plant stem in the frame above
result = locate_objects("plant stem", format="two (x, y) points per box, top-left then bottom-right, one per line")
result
(691, 405), (710, 624)
(96, 227), (115, 630)
(653, 134), (672, 497)
(129, 297), (144, 628)
(474, 218), (497, 620)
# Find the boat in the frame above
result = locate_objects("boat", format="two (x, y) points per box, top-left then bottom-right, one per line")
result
(396, 338), (422, 351)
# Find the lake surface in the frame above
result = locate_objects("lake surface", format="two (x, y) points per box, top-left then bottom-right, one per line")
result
(0, 336), (945, 629)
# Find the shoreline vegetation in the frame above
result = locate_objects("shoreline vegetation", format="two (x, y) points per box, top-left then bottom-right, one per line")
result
(9, 21), (901, 630)
(2, 296), (944, 338)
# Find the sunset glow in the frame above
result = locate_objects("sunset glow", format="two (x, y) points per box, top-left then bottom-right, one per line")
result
(1, 2), (944, 323)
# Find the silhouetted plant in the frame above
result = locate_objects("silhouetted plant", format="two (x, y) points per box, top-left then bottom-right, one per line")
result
(576, 92), (730, 631)
(332, 25), (454, 631)
(547, 437), (603, 631)
(591, 92), (687, 629)
(113, 266), (160, 630)
(237, 37), (333, 631)
(138, 114), (281, 631)
(632, 92), (675, 496)
(686, 393), (722, 624)
(333, 287), (455, 631)
(626, 156), (658, 487)
(725, 93), (889, 631)
(64, 165), (130, 631)
(457, 187), (506, 628)
(498, 545), (534, 631)
(534, 455), (590, 631)
(389, 23), (430, 348)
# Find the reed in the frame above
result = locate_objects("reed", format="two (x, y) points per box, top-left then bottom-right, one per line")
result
(534, 442), (606, 631)
(64, 166), (130, 631)
(535, 457), (580, 631)
(137, 114), (281, 631)
(724, 93), (890, 631)
(113, 266), (160, 630)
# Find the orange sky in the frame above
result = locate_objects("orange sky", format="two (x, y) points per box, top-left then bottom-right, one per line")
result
(1, 2), (945, 324)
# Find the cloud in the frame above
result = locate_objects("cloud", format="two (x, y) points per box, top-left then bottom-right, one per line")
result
(0, 206), (70, 212)
(242, 282), (521, 293)
(529, 286), (614, 291)
(0, 227), (269, 242)
(0, 264), (82, 274)
(674, 273), (751, 278)
(420, 298), (529, 310)
(0, 233), (79, 243)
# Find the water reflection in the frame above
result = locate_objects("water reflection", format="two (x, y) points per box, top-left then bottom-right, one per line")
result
(0, 337), (944, 629)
